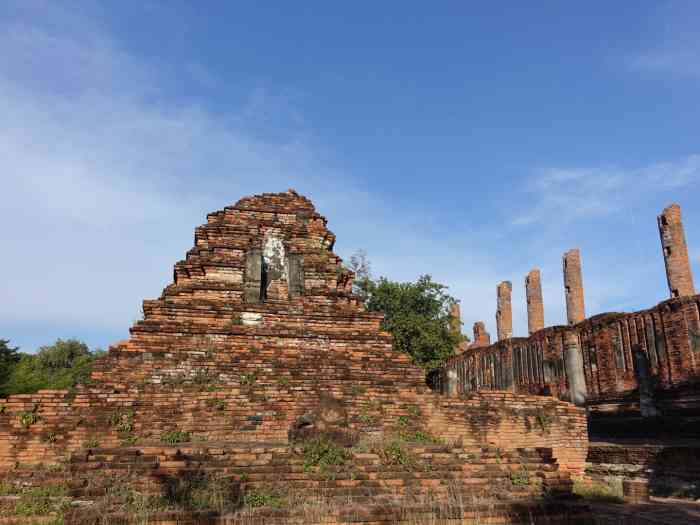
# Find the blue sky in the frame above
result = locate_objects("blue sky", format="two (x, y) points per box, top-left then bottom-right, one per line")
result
(2, 1), (699, 352)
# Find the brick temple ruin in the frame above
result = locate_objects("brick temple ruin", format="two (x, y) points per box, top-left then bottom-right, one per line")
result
(440, 203), (700, 422)
(0, 190), (591, 524)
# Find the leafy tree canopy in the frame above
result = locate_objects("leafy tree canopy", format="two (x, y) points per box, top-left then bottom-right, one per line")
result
(0, 338), (104, 397)
(364, 273), (464, 371)
(0, 339), (20, 390)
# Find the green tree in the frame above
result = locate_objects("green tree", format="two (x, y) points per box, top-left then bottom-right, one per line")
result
(0, 340), (21, 396)
(366, 275), (464, 370)
(1, 339), (102, 396)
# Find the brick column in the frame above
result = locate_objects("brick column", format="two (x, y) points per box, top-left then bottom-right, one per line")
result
(563, 249), (585, 325)
(658, 203), (695, 298)
(525, 268), (545, 335)
(472, 321), (491, 348)
(449, 303), (462, 337)
(496, 281), (513, 341)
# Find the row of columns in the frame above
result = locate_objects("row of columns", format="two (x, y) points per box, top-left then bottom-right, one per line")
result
(447, 204), (695, 407)
(493, 249), (586, 343)
(479, 204), (695, 343)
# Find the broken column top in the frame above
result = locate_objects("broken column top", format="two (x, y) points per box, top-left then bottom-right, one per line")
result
(449, 303), (462, 337)
(525, 268), (544, 335)
(563, 249), (585, 325)
(496, 281), (513, 341)
(471, 321), (491, 348)
(658, 203), (695, 298)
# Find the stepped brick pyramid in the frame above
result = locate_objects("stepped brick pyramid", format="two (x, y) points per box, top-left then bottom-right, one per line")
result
(0, 190), (590, 524)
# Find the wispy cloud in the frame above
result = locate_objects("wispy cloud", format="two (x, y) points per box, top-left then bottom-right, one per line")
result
(629, 1), (700, 78)
(0, 2), (505, 351)
(512, 155), (700, 226)
(631, 52), (700, 77)
(0, 4), (343, 337)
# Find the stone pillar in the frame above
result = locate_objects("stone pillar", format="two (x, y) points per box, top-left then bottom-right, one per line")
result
(446, 367), (459, 397)
(658, 203), (695, 298)
(496, 281), (513, 341)
(525, 268), (545, 335)
(563, 249), (585, 325)
(472, 322), (491, 348)
(563, 331), (587, 406)
(633, 345), (659, 418)
(449, 303), (462, 337)
(244, 249), (263, 303)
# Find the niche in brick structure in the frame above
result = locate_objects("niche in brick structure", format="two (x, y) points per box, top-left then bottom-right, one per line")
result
(288, 393), (355, 446)
(244, 233), (304, 303)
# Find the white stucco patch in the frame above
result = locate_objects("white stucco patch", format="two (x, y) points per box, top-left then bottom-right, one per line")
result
(241, 312), (263, 325)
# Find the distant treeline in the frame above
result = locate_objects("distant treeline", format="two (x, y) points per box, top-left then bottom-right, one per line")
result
(0, 338), (104, 397)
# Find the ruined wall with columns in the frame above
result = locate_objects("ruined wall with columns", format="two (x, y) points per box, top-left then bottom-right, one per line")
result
(440, 204), (699, 419)
(441, 295), (700, 416)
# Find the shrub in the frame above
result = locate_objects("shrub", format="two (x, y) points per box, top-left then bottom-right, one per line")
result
(193, 369), (218, 391)
(350, 385), (366, 396)
(358, 408), (376, 426)
(121, 435), (138, 446)
(302, 437), (349, 477)
(535, 408), (553, 434)
(18, 410), (39, 428)
(407, 405), (422, 418)
(572, 479), (623, 503)
(400, 430), (443, 444)
(240, 371), (258, 386)
(13, 486), (67, 516)
(510, 467), (530, 486)
(380, 440), (415, 468)
(82, 437), (100, 449)
(109, 409), (134, 433)
(161, 430), (190, 444)
(0, 482), (16, 495)
(243, 487), (285, 508)
(163, 471), (237, 513)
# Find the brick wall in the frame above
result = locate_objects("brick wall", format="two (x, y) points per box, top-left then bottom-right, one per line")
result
(440, 295), (700, 418)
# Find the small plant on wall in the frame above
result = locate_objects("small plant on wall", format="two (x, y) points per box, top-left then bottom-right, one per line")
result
(535, 408), (553, 434)
(82, 436), (100, 449)
(18, 405), (40, 429)
(161, 430), (190, 444)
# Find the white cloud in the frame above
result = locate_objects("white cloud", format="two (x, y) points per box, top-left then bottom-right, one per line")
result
(0, 3), (506, 350)
(0, 5), (339, 333)
(511, 156), (700, 226)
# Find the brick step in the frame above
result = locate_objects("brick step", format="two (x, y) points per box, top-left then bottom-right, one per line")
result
(67, 456), (555, 472)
